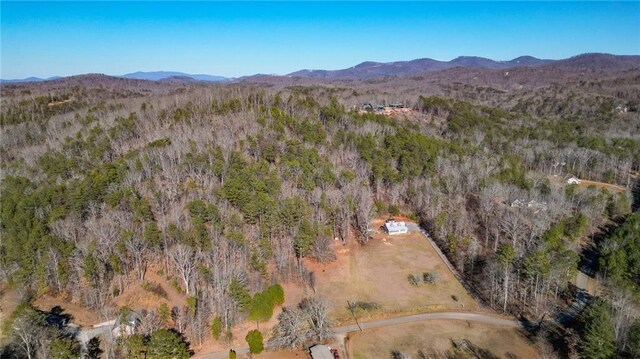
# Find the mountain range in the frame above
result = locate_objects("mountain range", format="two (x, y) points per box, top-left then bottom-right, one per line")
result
(120, 71), (227, 82)
(2, 53), (639, 84)
(0, 76), (62, 84)
(286, 53), (640, 79)
(0, 71), (227, 84)
(286, 55), (554, 79)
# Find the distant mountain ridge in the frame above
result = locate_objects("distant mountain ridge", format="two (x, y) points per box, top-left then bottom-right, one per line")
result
(1, 71), (226, 84)
(0, 76), (62, 84)
(121, 71), (227, 82)
(287, 53), (639, 79)
(2, 53), (638, 84)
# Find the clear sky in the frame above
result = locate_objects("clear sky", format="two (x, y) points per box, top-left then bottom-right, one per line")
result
(1, 1), (639, 79)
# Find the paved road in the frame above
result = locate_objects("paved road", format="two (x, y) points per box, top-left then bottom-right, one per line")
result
(194, 312), (520, 358)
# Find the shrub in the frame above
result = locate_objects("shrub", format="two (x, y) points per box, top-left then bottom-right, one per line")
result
(245, 329), (264, 354)
(388, 204), (400, 215)
(408, 274), (421, 286)
(348, 301), (381, 312)
(423, 272), (438, 284)
(170, 277), (183, 294)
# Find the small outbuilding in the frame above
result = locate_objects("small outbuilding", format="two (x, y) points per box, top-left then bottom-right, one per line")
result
(310, 344), (334, 359)
(566, 176), (581, 185)
(384, 219), (409, 235)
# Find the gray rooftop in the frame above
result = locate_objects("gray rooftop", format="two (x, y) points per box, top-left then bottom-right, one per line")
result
(310, 345), (333, 359)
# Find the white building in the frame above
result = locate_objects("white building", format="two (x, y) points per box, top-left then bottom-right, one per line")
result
(566, 176), (581, 185)
(384, 220), (408, 235)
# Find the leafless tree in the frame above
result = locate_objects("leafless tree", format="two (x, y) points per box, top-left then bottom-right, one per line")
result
(169, 244), (197, 295)
(353, 185), (374, 241)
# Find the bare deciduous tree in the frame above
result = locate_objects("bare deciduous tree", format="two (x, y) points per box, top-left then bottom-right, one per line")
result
(169, 244), (196, 295)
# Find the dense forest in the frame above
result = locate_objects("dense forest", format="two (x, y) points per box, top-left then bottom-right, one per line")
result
(1, 63), (639, 358)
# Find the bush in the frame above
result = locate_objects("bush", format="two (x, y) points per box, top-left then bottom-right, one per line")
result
(245, 329), (264, 354)
(348, 301), (381, 312)
(388, 204), (400, 215)
(423, 272), (438, 284)
(170, 278), (184, 294)
(408, 274), (421, 286)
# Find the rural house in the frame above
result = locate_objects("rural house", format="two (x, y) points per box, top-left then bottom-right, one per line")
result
(309, 344), (335, 359)
(384, 219), (409, 235)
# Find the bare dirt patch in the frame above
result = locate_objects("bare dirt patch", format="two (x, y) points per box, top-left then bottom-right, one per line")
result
(305, 219), (478, 324)
(348, 319), (538, 359)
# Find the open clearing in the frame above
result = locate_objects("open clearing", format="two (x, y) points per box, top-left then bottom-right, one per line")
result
(306, 219), (478, 324)
(548, 175), (626, 193)
(347, 319), (538, 359)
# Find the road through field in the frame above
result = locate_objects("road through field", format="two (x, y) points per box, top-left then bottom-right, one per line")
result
(194, 311), (520, 359)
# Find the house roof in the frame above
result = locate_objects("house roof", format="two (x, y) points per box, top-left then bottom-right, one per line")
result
(384, 220), (408, 232)
(310, 345), (334, 359)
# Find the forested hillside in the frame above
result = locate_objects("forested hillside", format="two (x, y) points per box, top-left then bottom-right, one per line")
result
(1, 65), (639, 358)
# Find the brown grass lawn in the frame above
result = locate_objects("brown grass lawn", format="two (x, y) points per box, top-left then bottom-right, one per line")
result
(306, 219), (478, 324)
(348, 320), (539, 359)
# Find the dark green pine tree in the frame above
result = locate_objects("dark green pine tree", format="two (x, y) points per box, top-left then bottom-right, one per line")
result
(581, 299), (616, 359)
(147, 329), (191, 359)
(50, 337), (81, 359)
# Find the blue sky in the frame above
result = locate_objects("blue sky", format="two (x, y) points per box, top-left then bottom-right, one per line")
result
(1, 1), (639, 79)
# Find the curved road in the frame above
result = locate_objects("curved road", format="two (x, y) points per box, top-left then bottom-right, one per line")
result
(194, 311), (520, 359)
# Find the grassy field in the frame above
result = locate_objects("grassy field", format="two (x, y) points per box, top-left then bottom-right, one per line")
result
(306, 219), (478, 324)
(347, 319), (539, 359)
